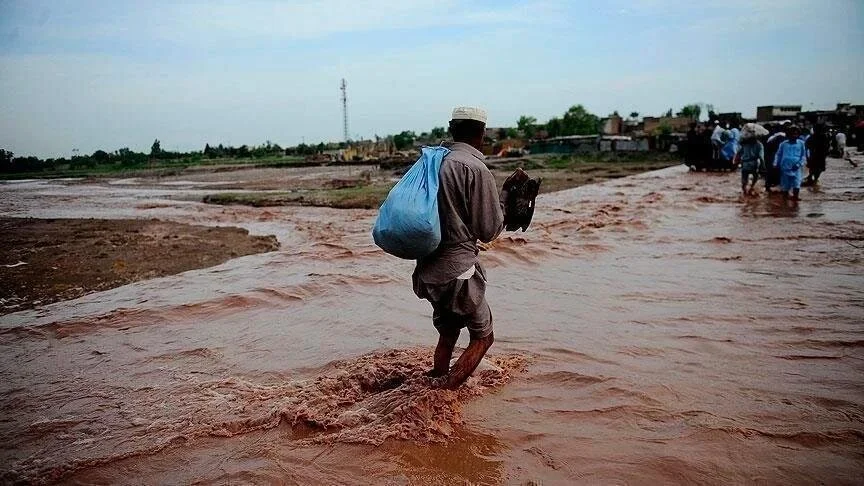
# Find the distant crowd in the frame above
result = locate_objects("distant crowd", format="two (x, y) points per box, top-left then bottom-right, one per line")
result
(684, 120), (856, 200)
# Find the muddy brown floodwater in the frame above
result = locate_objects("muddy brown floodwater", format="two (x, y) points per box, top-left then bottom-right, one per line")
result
(1, 158), (863, 485)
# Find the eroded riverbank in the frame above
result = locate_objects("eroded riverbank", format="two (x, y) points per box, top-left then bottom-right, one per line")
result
(0, 217), (278, 314)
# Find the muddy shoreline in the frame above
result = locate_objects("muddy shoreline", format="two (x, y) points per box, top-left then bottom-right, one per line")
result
(187, 157), (678, 209)
(0, 217), (279, 314)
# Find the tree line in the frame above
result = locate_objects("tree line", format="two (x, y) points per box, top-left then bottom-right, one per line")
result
(0, 131), (448, 174)
(1, 102), (715, 174)
(515, 102), (715, 139)
(1, 139), (293, 174)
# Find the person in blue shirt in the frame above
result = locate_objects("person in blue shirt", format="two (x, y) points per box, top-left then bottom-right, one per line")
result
(721, 124), (740, 169)
(773, 125), (807, 200)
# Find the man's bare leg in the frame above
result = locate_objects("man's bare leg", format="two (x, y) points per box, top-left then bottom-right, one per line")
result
(426, 328), (460, 378)
(443, 332), (494, 389)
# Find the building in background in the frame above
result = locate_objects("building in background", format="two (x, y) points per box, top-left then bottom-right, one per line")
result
(798, 103), (864, 128)
(642, 116), (692, 134)
(716, 112), (744, 126)
(601, 114), (623, 135)
(756, 105), (802, 122)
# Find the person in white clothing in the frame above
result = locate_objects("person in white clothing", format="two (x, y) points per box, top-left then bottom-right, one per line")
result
(711, 121), (725, 160)
(834, 131), (859, 167)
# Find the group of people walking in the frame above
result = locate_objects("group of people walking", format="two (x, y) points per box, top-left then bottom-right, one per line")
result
(685, 120), (854, 200)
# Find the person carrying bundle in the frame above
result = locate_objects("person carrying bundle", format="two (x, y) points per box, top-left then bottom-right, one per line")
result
(736, 126), (765, 197)
(374, 106), (540, 389)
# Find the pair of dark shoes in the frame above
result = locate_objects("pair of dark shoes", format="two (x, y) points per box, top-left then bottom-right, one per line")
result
(503, 169), (542, 232)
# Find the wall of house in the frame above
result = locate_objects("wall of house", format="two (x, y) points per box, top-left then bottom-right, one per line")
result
(602, 116), (623, 135)
(643, 116), (693, 134)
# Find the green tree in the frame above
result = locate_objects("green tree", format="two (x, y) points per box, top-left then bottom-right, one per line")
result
(505, 127), (519, 139)
(91, 149), (110, 164)
(116, 147), (145, 167)
(678, 104), (701, 120)
(150, 139), (161, 157)
(544, 117), (563, 137)
(663, 108), (673, 117)
(0, 149), (14, 173)
(517, 115), (538, 138)
(657, 123), (673, 136)
(629, 111), (639, 120)
(393, 130), (416, 150)
(430, 127), (447, 140)
(561, 105), (600, 135)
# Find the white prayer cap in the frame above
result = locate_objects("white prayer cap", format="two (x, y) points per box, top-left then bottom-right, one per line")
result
(451, 106), (487, 124)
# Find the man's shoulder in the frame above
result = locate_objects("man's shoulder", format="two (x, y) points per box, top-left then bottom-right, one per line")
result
(443, 144), (488, 173)
(445, 152), (487, 171)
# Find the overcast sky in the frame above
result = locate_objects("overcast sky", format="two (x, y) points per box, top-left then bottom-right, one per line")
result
(1, 0), (862, 157)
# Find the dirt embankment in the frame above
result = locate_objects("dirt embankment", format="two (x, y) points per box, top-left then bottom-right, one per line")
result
(0, 218), (279, 314)
(197, 156), (678, 210)
(487, 157), (678, 193)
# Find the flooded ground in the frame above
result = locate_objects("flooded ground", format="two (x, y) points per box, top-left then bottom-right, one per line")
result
(1, 157), (862, 484)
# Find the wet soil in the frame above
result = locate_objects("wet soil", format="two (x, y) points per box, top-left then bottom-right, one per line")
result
(489, 158), (677, 194)
(0, 218), (279, 314)
(201, 183), (393, 209)
(191, 157), (677, 209)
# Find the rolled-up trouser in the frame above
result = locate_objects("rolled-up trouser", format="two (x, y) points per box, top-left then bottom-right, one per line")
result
(780, 170), (802, 191)
(712, 140), (723, 160)
(741, 169), (759, 185)
(413, 263), (493, 340)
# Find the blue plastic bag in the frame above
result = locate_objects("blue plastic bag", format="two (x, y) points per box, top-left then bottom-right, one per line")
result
(372, 146), (449, 259)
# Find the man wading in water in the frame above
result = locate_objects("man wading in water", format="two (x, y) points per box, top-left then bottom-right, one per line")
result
(414, 106), (509, 389)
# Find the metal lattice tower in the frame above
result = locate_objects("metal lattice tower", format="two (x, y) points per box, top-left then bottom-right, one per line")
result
(340, 78), (349, 142)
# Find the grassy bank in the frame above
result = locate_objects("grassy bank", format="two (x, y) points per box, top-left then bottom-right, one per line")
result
(488, 153), (679, 193)
(197, 154), (681, 210)
(0, 155), (311, 180)
(202, 183), (394, 210)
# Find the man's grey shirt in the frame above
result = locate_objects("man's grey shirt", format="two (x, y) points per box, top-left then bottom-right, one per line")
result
(413, 142), (504, 285)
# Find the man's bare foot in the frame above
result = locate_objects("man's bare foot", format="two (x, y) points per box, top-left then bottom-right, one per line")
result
(424, 368), (447, 378)
(442, 333), (494, 390)
(431, 328), (459, 380)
